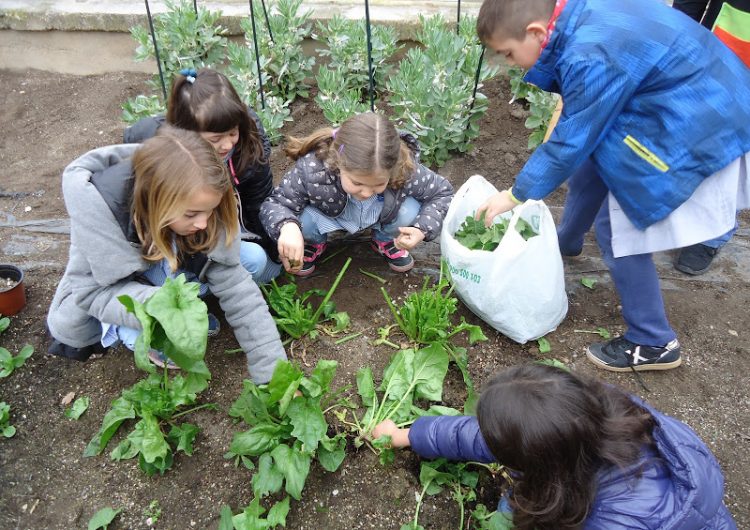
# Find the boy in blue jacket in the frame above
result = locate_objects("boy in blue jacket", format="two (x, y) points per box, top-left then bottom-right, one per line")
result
(373, 365), (736, 529)
(475, 0), (750, 372)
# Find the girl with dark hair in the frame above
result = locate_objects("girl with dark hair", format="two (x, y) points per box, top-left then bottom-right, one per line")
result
(260, 112), (454, 276)
(373, 365), (736, 529)
(124, 68), (280, 283)
(47, 126), (286, 382)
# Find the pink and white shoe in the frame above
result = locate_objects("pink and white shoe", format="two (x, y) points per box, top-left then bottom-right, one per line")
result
(293, 242), (327, 277)
(370, 239), (414, 272)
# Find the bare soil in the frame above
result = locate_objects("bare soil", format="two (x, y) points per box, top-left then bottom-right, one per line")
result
(0, 68), (748, 529)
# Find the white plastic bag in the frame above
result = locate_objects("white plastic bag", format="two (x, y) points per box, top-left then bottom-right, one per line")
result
(440, 175), (568, 343)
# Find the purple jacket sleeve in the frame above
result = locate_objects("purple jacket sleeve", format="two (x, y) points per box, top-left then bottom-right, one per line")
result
(408, 415), (496, 463)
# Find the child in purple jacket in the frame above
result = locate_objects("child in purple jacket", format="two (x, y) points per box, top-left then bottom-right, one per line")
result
(373, 364), (736, 530)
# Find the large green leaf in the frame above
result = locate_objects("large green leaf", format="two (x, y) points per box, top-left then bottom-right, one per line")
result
(84, 397), (136, 456)
(167, 423), (199, 455)
(87, 507), (122, 530)
(271, 444), (311, 500)
(230, 423), (288, 457)
(411, 344), (450, 402)
(144, 275), (208, 371)
(287, 398), (326, 451)
(252, 453), (284, 498)
(318, 434), (346, 472)
(137, 415), (170, 464)
(267, 361), (303, 416)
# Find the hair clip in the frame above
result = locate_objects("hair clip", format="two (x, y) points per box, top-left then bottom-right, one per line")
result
(331, 127), (339, 139)
(180, 68), (198, 84)
(338, 144), (345, 154)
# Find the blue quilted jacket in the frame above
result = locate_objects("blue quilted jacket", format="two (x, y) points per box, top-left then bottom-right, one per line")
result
(513, 0), (750, 229)
(409, 400), (736, 529)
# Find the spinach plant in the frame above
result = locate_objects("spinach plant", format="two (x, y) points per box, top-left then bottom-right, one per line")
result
(126, 0), (228, 121)
(224, 359), (350, 527)
(1, 401), (15, 438)
(380, 262), (487, 413)
(402, 457), (513, 530)
(84, 275), (213, 476)
(453, 211), (538, 252)
(219, 498), (289, 530)
(346, 344), (455, 464)
(261, 258), (352, 341)
(507, 66), (560, 150)
(387, 15), (498, 167)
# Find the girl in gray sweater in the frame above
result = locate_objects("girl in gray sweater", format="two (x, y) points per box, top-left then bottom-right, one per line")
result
(47, 126), (286, 383)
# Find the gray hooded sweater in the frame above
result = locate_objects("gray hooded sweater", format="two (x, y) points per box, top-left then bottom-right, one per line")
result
(47, 144), (286, 383)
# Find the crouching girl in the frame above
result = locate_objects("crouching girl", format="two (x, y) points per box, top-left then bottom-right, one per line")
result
(47, 126), (286, 383)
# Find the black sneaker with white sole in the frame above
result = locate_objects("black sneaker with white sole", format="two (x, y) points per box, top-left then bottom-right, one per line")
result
(586, 336), (681, 372)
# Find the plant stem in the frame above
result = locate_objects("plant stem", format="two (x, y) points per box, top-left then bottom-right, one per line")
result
(171, 402), (217, 419)
(319, 246), (347, 264)
(381, 287), (405, 331)
(335, 332), (362, 345)
(410, 479), (432, 530)
(311, 257), (352, 324)
(359, 268), (387, 284)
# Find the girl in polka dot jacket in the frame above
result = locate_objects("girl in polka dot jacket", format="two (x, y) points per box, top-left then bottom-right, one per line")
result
(260, 112), (454, 276)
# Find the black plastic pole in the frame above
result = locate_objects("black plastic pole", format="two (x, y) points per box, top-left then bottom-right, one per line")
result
(364, 0), (376, 111)
(248, 0), (266, 109)
(145, 0), (168, 101)
(466, 46), (486, 131)
(457, 0), (461, 34)
(193, 0), (197, 13)
(259, 0), (274, 44)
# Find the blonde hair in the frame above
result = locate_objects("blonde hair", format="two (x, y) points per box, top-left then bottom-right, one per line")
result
(132, 126), (238, 271)
(284, 112), (415, 189)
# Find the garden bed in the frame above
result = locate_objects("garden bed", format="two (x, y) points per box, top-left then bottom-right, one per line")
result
(0, 68), (748, 529)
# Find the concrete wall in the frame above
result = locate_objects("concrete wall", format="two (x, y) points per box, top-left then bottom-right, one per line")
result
(0, 0), (480, 74)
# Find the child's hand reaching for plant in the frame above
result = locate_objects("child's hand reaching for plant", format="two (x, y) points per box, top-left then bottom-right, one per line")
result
(475, 190), (519, 227)
(394, 227), (425, 251)
(278, 222), (305, 273)
(371, 419), (411, 448)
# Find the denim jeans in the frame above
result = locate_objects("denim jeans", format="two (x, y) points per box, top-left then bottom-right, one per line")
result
(240, 241), (282, 284)
(298, 196), (421, 243)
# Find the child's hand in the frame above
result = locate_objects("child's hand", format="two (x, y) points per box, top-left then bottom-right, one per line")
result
(371, 419), (411, 448)
(394, 227), (425, 251)
(475, 191), (518, 227)
(278, 222), (305, 273)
